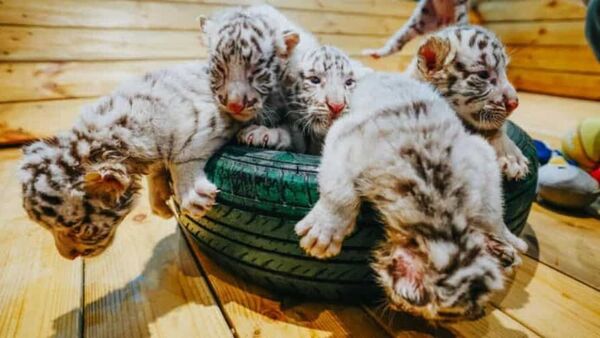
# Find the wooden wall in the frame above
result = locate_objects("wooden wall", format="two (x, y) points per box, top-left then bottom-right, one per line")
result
(0, 0), (598, 144)
(477, 0), (600, 100)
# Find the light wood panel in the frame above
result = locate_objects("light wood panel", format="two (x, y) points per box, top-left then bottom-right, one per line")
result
(507, 45), (600, 74)
(0, 0), (409, 37)
(0, 98), (93, 137)
(492, 256), (600, 337)
(508, 68), (600, 100)
(487, 21), (588, 46)
(83, 186), (233, 338)
(509, 92), (600, 149)
(136, 0), (416, 18)
(477, 0), (587, 22)
(0, 60), (185, 102)
(182, 230), (390, 338)
(357, 54), (414, 72)
(0, 26), (205, 61)
(0, 26), (419, 62)
(0, 149), (83, 338)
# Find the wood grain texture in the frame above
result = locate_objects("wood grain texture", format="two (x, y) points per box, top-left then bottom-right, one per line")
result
(0, 26), (416, 61)
(182, 230), (390, 338)
(0, 98), (93, 137)
(0, 122), (36, 145)
(486, 21), (588, 46)
(521, 205), (600, 290)
(0, 149), (83, 338)
(508, 68), (600, 100)
(83, 186), (233, 338)
(133, 0), (417, 17)
(0, 0), (409, 37)
(477, 0), (587, 22)
(0, 60), (186, 102)
(507, 45), (600, 74)
(509, 92), (600, 148)
(0, 26), (205, 61)
(492, 256), (600, 337)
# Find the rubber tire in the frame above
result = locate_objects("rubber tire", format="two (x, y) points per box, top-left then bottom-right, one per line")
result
(178, 121), (539, 302)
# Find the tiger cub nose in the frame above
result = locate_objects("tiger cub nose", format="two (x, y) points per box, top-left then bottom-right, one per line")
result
(503, 96), (519, 113)
(326, 101), (346, 118)
(227, 101), (245, 115)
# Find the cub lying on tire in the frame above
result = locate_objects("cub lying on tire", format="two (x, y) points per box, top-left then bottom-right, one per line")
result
(295, 72), (526, 321)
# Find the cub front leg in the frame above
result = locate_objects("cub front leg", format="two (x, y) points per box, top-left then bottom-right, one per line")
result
(169, 159), (217, 219)
(489, 127), (530, 180)
(237, 124), (292, 150)
(295, 150), (361, 259)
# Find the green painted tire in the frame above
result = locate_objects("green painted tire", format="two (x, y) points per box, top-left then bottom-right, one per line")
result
(178, 121), (538, 301)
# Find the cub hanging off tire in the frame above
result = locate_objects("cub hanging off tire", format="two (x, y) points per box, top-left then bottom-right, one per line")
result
(295, 72), (526, 321)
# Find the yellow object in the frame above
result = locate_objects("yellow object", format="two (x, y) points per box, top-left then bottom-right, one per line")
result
(562, 117), (600, 170)
(548, 154), (568, 166)
(580, 118), (600, 162)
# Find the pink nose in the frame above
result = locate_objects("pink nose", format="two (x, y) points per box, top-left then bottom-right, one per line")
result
(504, 97), (519, 113)
(227, 101), (245, 115)
(326, 101), (346, 118)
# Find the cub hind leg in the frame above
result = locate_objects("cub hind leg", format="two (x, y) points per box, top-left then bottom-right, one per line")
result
(147, 163), (174, 219)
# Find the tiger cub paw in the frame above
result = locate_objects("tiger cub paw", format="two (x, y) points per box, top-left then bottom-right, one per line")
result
(295, 207), (353, 259)
(180, 178), (218, 219)
(361, 48), (384, 59)
(503, 228), (528, 253)
(484, 233), (523, 274)
(498, 152), (529, 180)
(237, 125), (292, 150)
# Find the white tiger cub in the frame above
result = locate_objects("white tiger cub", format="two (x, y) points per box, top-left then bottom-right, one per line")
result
(145, 5), (312, 217)
(200, 5), (318, 128)
(19, 62), (246, 260)
(407, 25), (529, 179)
(238, 45), (370, 154)
(295, 72), (526, 320)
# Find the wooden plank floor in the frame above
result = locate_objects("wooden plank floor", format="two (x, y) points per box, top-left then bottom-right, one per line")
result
(0, 93), (599, 337)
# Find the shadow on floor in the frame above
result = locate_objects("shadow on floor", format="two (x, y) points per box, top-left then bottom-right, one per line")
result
(51, 229), (222, 338)
(536, 199), (600, 220)
(491, 222), (538, 312)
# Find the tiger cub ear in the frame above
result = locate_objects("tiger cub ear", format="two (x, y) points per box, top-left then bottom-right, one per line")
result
(417, 36), (451, 75)
(277, 30), (300, 58)
(84, 165), (130, 202)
